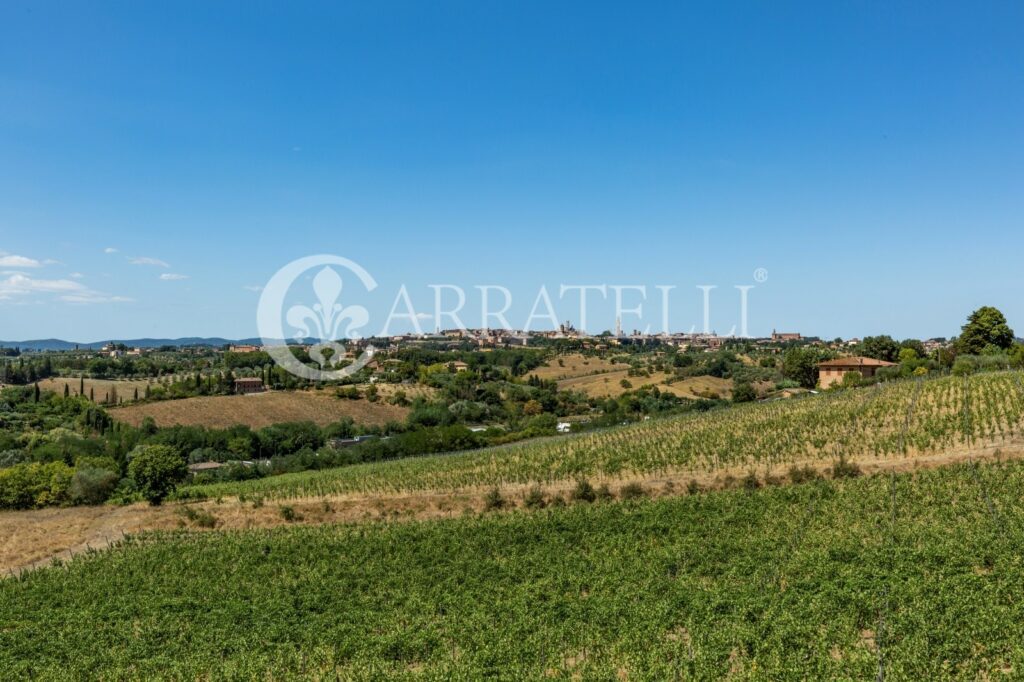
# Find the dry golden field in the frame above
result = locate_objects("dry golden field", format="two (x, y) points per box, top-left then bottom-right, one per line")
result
(525, 353), (622, 382)
(109, 390), (410, 429)
(37, 377), (161, 404)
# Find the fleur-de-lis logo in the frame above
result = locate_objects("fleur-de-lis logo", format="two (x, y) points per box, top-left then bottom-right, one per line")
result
(285, 267), (369, 369)
(257, 255), (378, 381)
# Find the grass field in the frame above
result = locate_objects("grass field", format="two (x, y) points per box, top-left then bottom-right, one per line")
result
(109, 390), (410, 429)
(183, 371), (1024, 501)
(4, 461), (1024, 678)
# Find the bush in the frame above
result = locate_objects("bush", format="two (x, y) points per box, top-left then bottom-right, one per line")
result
(788, 464), (818, 484)
(483, 487), (505, 511)
(619, 482), (646, 500)
(278, 505), (300, 522)
(831, 456), (862, 480)
(742, 471), (761, 491)
(128, 445), (187, 506)
(0, 461), (74, 509)
(178, 505), (218, 528)
(732, 382), (757, 403)
(595, 484), (614, 502)
(571, 480), (596, 503)
(69, 468), (120, 505)
(686, 479), (700, 495)
(523, 486), (546, 509)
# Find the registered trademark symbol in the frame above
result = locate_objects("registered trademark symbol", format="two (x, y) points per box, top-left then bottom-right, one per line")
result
(753, 268), (768, 283)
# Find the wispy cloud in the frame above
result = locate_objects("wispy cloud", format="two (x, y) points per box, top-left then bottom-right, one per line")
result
(0, 253), (43, 268)
(69, 272), (85, 279)
(0, 273), (130, 304)
(159, 273), (189, 281)
(129, 256), (170, 268)
(104, 247), (119, 254)
(243, 284), (263, 292)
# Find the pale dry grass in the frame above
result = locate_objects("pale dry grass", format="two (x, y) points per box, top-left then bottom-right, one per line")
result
(559, 370), (734, 399)
(109, 390), (410, 429)
(37, 377), (162, 404)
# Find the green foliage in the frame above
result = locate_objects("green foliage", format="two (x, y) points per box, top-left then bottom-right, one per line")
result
(69, 468), (120, 505)
(731, 382), (757, 403)
(128, 445), (187, 506)
(782, 347), (821, 388)
(7, 464), (1024, 677)
(618, 482), (647, 500)
(957, 306), (1015, 355)
(860, 335), (901, 362)
(0, 461), (73, 509)
(482, 487), (505, 511)
(571, 479), (596, 503)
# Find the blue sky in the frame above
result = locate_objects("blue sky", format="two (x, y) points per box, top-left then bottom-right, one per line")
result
(1, 2), (1022, 342)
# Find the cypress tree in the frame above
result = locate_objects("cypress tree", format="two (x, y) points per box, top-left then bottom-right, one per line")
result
(89, 387), (94, 401)
(79, 376), (85, 396)
(34, 382), (40, 402)
(64, 383), (70, 398)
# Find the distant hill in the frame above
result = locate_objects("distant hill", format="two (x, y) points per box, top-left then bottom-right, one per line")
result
(0, 337), (265, 351)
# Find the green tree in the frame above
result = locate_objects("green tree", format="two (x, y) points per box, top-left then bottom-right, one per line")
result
(128, 445), (187, 506)
(731, 382), (757, 403)
(957, 306), (1015, 355)
(782, 348), (819, 389)
(860, 336), (901, 362)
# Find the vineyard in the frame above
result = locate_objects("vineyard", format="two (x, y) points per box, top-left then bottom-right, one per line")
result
(3, 461), (1024, 678)
(187, 371), (1024, 501)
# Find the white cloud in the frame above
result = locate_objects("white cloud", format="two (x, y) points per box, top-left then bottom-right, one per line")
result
(61, 293), (134, 304)
(0, 273), (129, 304)
(69, 272), (85, 279)
(243, 284), (263, 292)
(104, 247), (119, 254)
(159, 273), (189, 281)
(129, 256), (170, 267)
(0, 254), (42, 268)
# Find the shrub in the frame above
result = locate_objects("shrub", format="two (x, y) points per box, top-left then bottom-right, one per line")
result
(69, 468), (120, 506)
(523, 486), (546, 509)
(831, 455), (862, 480)
(483, 487), (505, 511)
(571, 480), (596, 503)
(788, 464), (818, 484)
(178, 505), (218, 528)
(595, 484), (614, 502)
(278, 505), (299, 522)
(0, 461), (74, 509)
(128, 445), (187, 506)
(732, 382), (757, 403)
(686, 479), (700, 495)
(619, 482), (647, 500)
(742, 471), (761, 490)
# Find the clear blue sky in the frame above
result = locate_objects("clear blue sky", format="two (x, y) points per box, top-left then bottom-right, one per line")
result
(1, 2), (1022, 342)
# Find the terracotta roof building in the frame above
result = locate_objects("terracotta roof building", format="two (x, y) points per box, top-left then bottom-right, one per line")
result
(818, 357), (897, 389)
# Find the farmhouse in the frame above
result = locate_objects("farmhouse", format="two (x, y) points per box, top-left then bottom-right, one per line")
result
(818, 357), (896, 389)
(234, 377), (265, 394)
(451, 360), (469, 372)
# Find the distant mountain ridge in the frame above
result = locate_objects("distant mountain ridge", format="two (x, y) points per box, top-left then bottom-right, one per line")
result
(0, 338), (265, 351)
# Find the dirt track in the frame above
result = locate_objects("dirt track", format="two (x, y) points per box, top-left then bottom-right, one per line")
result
(3, 442), (1022, 575)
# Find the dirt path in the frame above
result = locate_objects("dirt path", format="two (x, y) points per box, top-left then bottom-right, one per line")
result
(3, 442), (1023, 575)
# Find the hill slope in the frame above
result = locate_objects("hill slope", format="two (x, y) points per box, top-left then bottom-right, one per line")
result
(3, 462), (1023, 678)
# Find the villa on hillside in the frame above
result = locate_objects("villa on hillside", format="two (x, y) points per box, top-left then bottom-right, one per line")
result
(818, 356), (896, 389)
(234, 377), (265, 394)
